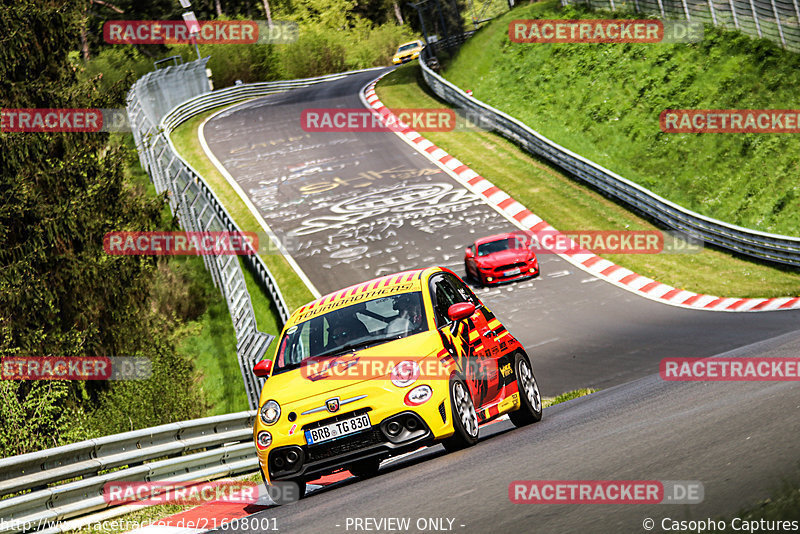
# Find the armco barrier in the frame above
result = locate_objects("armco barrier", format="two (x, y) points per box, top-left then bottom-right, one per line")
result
(0, 412), (257, 534)
(418, 46), (800, 267)
(564, 0), (800, 53)
(0, 64), (387, 534)
(127, 61), (382, 410)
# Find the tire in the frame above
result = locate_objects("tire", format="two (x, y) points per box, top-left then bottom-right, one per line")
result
(260, 468), (306, 503)
(509, 352), (543, 427)
(442, 377), (479, 452)
(349, 457), (381, 478)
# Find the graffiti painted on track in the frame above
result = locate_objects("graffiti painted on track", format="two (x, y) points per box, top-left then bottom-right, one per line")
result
(280, 181), (507, 271)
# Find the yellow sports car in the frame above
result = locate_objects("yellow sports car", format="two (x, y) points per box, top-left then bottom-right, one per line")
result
(252, 267), (542, 497)
(392, 40), (424, 64)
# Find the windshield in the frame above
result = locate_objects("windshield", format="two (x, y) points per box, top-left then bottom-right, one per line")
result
(477, 237), (524, 256)
(274, 291), (428, 374)
(397, 42), (420, 52)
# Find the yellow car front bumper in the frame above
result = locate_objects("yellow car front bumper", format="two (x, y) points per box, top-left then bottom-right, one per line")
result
(254, 376), (455, 484)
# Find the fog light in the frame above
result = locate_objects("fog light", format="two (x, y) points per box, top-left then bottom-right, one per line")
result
(487, 277), (494, 282)
(256, 431), (272, 450)
(286, 450), (299, 463)
(387, 421), (402, 436)
(274, 456), (285, 468)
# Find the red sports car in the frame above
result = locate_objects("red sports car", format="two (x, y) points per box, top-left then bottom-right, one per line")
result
(464, 232), (539, 286)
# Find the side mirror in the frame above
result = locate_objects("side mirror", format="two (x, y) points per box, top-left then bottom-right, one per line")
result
(252, 359), (272, 378)
(465, 246), (474, 258)
(447, 302), (475, 322)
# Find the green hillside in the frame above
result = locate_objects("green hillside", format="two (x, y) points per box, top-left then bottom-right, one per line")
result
(444, 0), (800, 236)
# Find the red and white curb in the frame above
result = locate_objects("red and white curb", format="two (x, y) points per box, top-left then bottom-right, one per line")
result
(361, 78), (799, 313)
(121, 417), (517, 533)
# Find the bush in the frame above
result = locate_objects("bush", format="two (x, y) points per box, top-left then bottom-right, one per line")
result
(345, 20), (416, 68)
(280, 26), (349, 79)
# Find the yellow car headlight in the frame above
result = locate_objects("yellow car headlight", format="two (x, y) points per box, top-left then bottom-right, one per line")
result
(260, 400), (281, 425)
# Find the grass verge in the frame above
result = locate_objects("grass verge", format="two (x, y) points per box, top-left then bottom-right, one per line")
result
(445, 0), (800, 236)
(542, 388), (597, 408)
(123, 133), (245, 414)
(375, 64), (800, 298)
(170, 107), (315, 360)
(731, 478), (800, 525)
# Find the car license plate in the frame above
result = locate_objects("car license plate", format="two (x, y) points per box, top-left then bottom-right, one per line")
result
(503, 267), (521, 276)
(305, 414), (371, 445)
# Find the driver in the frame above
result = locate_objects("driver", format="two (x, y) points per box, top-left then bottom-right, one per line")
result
(329, 323), (352, 348)
(386, 292), (424, 336)
(327, 308), (369, 350)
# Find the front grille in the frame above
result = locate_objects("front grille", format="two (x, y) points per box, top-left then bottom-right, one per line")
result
(438, 401), (447, 423)
(306, 427), (385, 462)
(494, 262), (527, 273)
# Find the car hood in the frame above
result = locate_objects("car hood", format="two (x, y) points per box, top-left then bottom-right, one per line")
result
(259, 330), (443, 406)
(478, 248), (530, 266)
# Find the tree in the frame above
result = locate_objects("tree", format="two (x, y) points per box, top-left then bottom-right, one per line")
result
(0, 0), (200, 455)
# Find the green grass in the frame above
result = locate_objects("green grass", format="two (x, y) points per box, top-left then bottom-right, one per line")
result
(543, 388), (597, 408)
(376, 63), (800, 298)
(122, 133), (247, 415)
(731, 478), (800, 524)
(174, 294), (245, 415)
(443, 0), (800, 237)
(170, 107), (315, 361)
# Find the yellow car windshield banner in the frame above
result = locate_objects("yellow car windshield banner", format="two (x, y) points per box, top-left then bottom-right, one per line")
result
(294, 281), (420, 322)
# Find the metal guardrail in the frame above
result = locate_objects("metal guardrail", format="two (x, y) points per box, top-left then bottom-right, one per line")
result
(0, 412), (257, 534)
(565, 0), (800, 53)
(127, 58), (277, 411)
(0, 65), (386, 534)
(128, 63), (379, 410)
(418, 46), (800, 266)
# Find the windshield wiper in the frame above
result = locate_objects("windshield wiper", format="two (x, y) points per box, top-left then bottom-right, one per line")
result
(314, 338), (387, 359)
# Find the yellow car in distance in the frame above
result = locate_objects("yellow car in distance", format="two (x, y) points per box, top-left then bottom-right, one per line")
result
(252, 267), (542, 498)
(392, 39), (425, 64)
